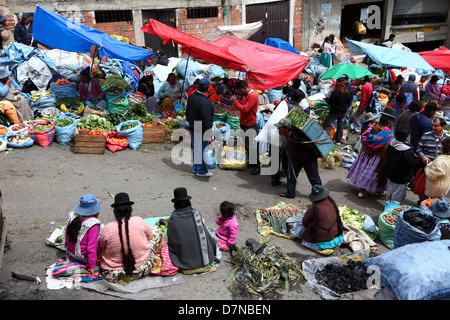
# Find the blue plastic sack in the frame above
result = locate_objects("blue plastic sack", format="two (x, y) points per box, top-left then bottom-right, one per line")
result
(213, 121), (231, 141)
(363, 240), (450, 300)
(50, 82), (78, 100)
(54, 117), (77, 146)
(393, 208), (441, 249)
(116, 120), (143, 150)
(267, 89), (282, 104)
(5, 132), (34, 148)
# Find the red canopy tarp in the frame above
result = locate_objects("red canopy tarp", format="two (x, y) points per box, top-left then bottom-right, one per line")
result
(210, 35), (310, 90)
(142, 20), (310, 90)
(141, 19), (247, 72)
(418, 47), (450, 72)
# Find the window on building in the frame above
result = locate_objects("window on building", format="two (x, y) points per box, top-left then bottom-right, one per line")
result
(392, 0), (448, 26)
(187, 7), (218, 19)
(95, 10), (133, 23)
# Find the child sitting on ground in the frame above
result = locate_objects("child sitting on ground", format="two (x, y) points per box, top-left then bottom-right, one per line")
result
(215, 201), (239, 252)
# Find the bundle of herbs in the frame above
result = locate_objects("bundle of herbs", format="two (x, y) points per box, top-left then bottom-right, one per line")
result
(124, 103), (154, 123)
(229, 239), (303, 299)
(102, 75), (131, 92)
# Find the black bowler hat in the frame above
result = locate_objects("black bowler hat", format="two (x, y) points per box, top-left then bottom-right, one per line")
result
(171, 187), (192, 202)
(111, 192), (134, 207)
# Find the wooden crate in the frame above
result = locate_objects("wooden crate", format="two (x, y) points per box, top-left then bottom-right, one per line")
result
(142, 122), (165, 143)
(74, 129), (106, 154)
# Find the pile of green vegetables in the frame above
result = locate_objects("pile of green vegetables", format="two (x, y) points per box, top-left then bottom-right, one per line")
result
(104, 112), (127, 126)
(339, 205), (376, 239)
(77, 114), (115, 132)
(124, 103), (154, 123)
(287, 108), (310, 128)
(29, 90), (52, 102)
(229, 239), (303, 299)
(54, 118), (74, 128)
(122, 122), (139, 131)
(102, 75), (131, 92)
(33, 124), (52, 132)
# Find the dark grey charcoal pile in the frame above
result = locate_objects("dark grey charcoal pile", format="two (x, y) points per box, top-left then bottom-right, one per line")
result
(315, 260), (369, 294)
(403, 209), (436, 234)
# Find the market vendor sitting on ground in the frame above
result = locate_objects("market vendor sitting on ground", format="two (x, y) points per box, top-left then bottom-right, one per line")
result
(0, 66), (34, 124)
(78, 67), (106, 109)
(300, 185), (344, 252)
(62, 194), (103, 277)
(14, 13), (37, 47)
(137, 74), (157, 113)
(275, 118), (322, 199)
(166, 187), (220, 273)
(157, 72), (183, 113)
(99, 192), (154, 284)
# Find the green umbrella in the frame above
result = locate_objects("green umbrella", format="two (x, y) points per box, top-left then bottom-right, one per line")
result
(321, 63), (374, 80)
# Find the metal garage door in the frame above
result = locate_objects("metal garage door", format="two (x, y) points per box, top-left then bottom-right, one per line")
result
(142, 10), (179, 58)
(246, 1), (290, 44)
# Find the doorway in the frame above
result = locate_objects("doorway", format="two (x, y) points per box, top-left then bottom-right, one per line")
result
(340, 2), (383, 44)
(142, 10), (179, 58)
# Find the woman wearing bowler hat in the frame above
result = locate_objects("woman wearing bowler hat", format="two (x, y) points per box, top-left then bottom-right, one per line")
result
(166, 187), (219, 272)
(99, 192), (155, 283)
(62, 194), (103, 277)
(299, 185), (344, 252)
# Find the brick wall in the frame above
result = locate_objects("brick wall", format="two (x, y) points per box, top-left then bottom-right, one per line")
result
(292, 0), (303, 51)
(176, 7), (225, 40)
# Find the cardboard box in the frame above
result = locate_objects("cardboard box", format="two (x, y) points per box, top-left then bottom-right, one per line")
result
(74, 129), (106, 154)
(142, 122), (165, 143)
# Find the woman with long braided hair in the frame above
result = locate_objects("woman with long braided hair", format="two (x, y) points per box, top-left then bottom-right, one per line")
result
(99, 193), (154, 283)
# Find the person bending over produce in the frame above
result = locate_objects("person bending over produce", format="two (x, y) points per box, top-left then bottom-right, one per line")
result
(99, 192), (155, 284)
(275, 117), (322, 198)
(167, 187), (220, 273)
(79, 67), (106, 109)
(0, 66), (33, 123)
(61, 194), (103, 277)
(299, 185), (344, 252)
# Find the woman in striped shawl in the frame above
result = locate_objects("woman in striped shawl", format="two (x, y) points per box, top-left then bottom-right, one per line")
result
(347, 108), (396, 198)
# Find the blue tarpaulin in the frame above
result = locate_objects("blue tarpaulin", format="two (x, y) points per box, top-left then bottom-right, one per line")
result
(346, 38), (435, 71)
(32, 6), (154, 62)
(264, 38), (300, 54)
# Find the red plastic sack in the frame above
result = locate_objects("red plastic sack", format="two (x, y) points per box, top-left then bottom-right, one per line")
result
(105, 131), (128, 153)
(28, 120), (55, 148)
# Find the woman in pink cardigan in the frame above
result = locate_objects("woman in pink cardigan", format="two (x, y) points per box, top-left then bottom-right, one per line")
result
(215, 201), (239, 252)
(99, 192), (153, 283)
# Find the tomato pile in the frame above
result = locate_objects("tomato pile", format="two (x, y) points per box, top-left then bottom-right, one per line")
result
(87, 130), (104, 136)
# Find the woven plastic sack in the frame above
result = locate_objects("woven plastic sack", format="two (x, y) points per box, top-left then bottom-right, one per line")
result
(377, 212), (399, 250)
(28, 120), (55, 148)
(213, 121), (231, 141)
(116, 120), (143, 150)
(105, 131), (128, 153)
(5, 132), (34, 148)
(50, 82), (78, 100)
(393, 208), (441, 249)
(54, 117), (77, 146)
(108, 95), (129, 115)
(363, 240), (450, 300)
(213, 108), (228, 122)
(225, 113), (241, 131)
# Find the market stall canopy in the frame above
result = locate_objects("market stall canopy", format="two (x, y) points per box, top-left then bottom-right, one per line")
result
(32, 6), (154, 61)
(141, 19), (247, 72)
(264, 38), (300, 54)
(321, 63), (374, 80)
(346, 39), (435, 72)
(210, 35), (310, 90)
(417, 46), (450, 72)
(204, 21), (263, 41)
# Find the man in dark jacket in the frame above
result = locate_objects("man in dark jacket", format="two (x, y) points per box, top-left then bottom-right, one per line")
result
(386, 127), (421, 203)
(410, 101), (437, 150)
(275, 118), (322, 198)
(14, 13), (37, 47)
(186, 78), (214, 177)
